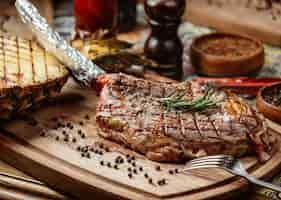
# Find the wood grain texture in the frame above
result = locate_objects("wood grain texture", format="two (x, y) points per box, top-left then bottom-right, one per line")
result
(0, 76), (279, 200)
(185, 0), (281, 46)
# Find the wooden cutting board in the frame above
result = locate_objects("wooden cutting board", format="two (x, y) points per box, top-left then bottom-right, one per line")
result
(185, 0), (281, 46)
(0, 76), (280, 200)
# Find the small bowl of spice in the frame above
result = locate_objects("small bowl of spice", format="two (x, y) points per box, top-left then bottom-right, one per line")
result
(190, 33), (265, 77)
(257, 82), (281, 124)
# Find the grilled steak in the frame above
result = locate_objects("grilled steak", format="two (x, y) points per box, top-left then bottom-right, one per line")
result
(0, 34), (69, 118)
(96, 74), (275, 162)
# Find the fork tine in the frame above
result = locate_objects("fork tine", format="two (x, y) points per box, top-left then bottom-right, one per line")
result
(181, 165), (221, 172)
(188, 158), (226, 165)
(188, 155), (232, 164)
(185, 161), (224, 168)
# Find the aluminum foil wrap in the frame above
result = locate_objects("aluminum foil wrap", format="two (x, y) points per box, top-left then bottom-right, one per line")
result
(15, 0), (105, 87)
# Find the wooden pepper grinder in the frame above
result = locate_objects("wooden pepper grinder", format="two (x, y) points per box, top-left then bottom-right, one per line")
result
(144, 0), (186, 80)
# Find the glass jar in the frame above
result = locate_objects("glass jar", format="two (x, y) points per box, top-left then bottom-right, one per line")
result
(74, 0), (118, 36)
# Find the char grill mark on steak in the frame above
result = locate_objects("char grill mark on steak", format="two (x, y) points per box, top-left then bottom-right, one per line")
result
(96, 74), (275, 162)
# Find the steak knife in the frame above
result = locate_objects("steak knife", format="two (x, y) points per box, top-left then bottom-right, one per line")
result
(15, 0), (106, 88)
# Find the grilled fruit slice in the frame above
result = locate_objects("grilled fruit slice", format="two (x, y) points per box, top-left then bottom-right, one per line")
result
(96, 74), (276, 163)
(0, 34), (69, 118)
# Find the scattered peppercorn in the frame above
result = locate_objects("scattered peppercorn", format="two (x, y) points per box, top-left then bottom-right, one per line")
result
(56, 136), (60, 141)
(81, 153), (85, 157)
(72, 138), (77, 143)
(62, 130), (66, 135)
(40, 132), (46, 137)
(105, 147), (110, 152)
(174, 169), (179, 174)
(128, 173), (132, 178)
(128, 167), (132, 172)
(99, 143), (104, 149)
(64, 137), (69, 142)
(126, 154), (130, 159)
(133, 169), (137, 174)
(107, 162), (112, 168)
(78, 130), (82, 135)
(86, 153), (91, 158)
(85, 115), (90, 120)
(131, 156), (135, 160)
(139, 167), (143, 171)
(77, 146), (81, 151)
(144, 173), (149, 178)
(158, 179), (166, 186)
(149, 178), (153, 184)
(169, 170), (174, 175)
(156, 166), (161, 171)
(81, 134), (86, 139)
(100, 161), (104, 166)
(132, 162), (136, 167)
(114, 165), (118, 170)
(79, 121), (84, 126)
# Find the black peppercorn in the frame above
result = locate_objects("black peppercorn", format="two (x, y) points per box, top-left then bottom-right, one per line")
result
(169, 170), (174, 175)
(114, 165), (118, 170)
(157, 180), (162, 185)
(132, 162), (136, 167)
(105, 147), (110, 152)
(100, 161), (104, 166)
(72, 138), (77, 143)
(149, 178), (153, 184)
(85, 115), (90, 120)
(78, 130), (82, 135)
(139, 167), (143, 171)
(99, 143), (104, 149)
(128, 173), (132, 178)
(107, 162), (112, 168)
(64, 137), (69, 142)
(77, 146), (81, 151)
(86, 153), (91, 158)
(81, 153), (85, 157)
(56, 136), (60, 141)
(156, 166), (161, 171)
(62, 130), (66, 135)
(79, 121), (84, 126)
(128, 167), (132, 172)
(81, 134), (86, 139)
(133, 169), (137, 174)
(174, 169), (179, 173)
(144, 173), (149, 178)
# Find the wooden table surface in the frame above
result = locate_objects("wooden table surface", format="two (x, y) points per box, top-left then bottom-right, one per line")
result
(0, 1), (278, 200)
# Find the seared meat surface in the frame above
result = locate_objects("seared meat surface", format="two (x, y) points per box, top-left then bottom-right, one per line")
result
(96, 74), (275, 162)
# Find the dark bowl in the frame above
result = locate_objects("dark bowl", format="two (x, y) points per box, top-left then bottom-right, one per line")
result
(257, 82), (281, 124)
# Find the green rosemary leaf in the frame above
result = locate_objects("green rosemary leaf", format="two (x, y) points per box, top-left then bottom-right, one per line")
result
(159, 87), (219, 112)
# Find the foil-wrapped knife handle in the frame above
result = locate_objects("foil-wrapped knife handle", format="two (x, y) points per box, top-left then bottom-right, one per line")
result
(15, 0), (105, 87)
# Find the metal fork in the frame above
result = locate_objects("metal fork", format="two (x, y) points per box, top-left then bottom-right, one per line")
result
(182, 155), (281, 192)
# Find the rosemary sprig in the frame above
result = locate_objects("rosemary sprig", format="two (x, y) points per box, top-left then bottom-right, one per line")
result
(160, 87), (220, 112)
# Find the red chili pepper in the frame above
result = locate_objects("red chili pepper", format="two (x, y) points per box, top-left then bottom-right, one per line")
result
(195, 77), (281, 96)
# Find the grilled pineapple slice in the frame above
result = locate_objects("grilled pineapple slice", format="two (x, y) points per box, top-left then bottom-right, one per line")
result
(0, 34), (69, 118)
